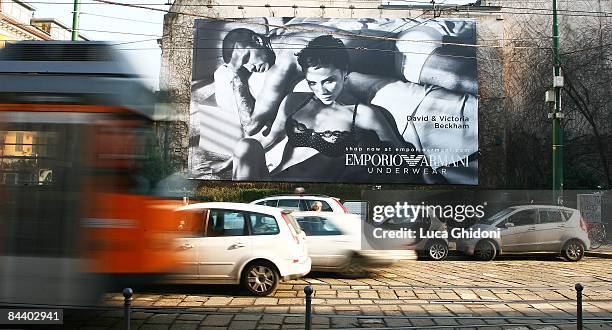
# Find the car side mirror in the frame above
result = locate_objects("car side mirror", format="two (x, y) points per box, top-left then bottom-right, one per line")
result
(505, 222), (515, 228)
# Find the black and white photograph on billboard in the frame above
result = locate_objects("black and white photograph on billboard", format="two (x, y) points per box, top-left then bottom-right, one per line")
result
(189, 17), (479, 184)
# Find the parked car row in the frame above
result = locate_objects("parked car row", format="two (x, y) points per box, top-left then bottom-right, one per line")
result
(252, 195), (591, 262)
(367, 204), (590, 262)
(168, 195), (591, 296)
(171, 201), (413, 296)
(369, 204), (591, 262)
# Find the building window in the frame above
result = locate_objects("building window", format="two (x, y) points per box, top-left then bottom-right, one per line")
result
(15, 132), (23, 152)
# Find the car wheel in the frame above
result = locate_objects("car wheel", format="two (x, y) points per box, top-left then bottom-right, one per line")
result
(241, 261), (279, 296)
(562, 240), (585, 262)
(474, 240), (497, 261)
(426, 240), (449, 261)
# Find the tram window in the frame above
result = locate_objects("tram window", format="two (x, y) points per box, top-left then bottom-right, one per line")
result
(2, 173), (17, 185)
(1, 130), (59, 185)
(1, 124), (81, 257)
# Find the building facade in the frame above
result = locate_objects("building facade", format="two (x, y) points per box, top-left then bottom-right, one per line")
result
(159, 0), (611, 189)
(160, 0), (505, 188)
(0, 0), (87, 47)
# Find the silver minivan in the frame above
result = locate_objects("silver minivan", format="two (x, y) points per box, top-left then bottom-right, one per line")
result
(173, 202), (311, 296)
(456, 205), (590, 261)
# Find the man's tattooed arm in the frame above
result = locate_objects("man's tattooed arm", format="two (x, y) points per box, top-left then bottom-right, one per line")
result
(230, 72), (255, 133)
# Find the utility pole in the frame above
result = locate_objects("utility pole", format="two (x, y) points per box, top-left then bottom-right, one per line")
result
(71, 0), (80, 41)
(550, 0), (564, 203)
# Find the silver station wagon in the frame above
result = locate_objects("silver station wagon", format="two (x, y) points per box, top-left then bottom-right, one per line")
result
(456, 205), (590, 261)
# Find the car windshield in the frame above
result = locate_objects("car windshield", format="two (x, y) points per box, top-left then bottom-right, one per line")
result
(294, 215), (343, 235)
(480, 207), (517, 224)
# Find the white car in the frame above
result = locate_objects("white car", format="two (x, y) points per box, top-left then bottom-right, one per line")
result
(292, 211), (415, 273)
(251, 194), (349, 213)
(172, 202), (311, 296)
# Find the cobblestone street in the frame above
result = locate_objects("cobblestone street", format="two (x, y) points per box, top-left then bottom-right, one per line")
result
(61, 256), (612, 329)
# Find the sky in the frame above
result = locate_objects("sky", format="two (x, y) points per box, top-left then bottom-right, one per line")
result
(29, 0), (170, 90)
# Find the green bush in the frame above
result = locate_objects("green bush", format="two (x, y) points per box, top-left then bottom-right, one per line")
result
(194, 182), (373, 202)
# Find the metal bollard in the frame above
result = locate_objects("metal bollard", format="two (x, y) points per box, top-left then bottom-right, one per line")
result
(304, 285), (313, 330)
(575, 283), (583, 330)
(123, 288), (133, 330)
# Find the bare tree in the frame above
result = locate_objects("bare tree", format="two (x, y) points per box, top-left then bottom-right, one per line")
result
(503, 2), (612, 189)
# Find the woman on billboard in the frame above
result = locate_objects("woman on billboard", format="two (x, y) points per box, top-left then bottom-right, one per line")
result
(231, 35), (441, 183)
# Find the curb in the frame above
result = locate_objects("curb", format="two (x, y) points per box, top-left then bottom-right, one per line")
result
(586, 251), (612, 259)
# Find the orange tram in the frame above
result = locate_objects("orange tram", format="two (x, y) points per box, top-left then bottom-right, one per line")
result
(0, 41), (183, 306)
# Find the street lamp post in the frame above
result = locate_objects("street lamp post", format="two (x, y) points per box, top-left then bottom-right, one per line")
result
(551, 0), (564, 204)
(71, 0), (80, 41)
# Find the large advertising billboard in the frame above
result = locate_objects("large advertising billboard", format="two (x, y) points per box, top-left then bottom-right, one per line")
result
(189, 18), (479, 184)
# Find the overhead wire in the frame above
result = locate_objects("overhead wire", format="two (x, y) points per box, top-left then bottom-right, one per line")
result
(0, 34), (555, 56)
(1, 24), (603, 58)
(4, 22), (163, 37)
(2, 0), (608, 57)
(6, 0), (605, 93)
(6, 6), (549, 45)
(80, 12), (163, 24)
(88, 0), (601, 50)
(560, 42), (612, 56)
(0, 1), (608, 16)
(1, 0), (608, 48)
(361, 0), (443, 49)
(117, 27), (600, 57)
(0, 24), (583, 52)
(7, 0), (608, 16)
(5, 22), (609, 58)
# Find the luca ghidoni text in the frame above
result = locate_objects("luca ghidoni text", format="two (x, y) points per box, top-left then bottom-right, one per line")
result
(372, 228), (501, 239)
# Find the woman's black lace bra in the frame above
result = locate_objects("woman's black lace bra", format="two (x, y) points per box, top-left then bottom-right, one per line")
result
(285, 98), (358, 157)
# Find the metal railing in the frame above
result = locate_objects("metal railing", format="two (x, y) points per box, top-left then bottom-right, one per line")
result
(1, 282), (608, 329)
(117, 283), (599, 330)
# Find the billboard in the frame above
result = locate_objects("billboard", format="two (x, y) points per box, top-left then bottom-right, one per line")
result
(189, 18), (479, 184)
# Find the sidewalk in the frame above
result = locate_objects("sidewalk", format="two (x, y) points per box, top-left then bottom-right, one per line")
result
(53, 257), (612, 329)
(586, 245), (612, 258)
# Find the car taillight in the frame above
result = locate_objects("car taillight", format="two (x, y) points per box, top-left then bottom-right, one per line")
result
(580, 217), (588, 232)
(333, 198), (349, 214)
(281, 213), (300, 244)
